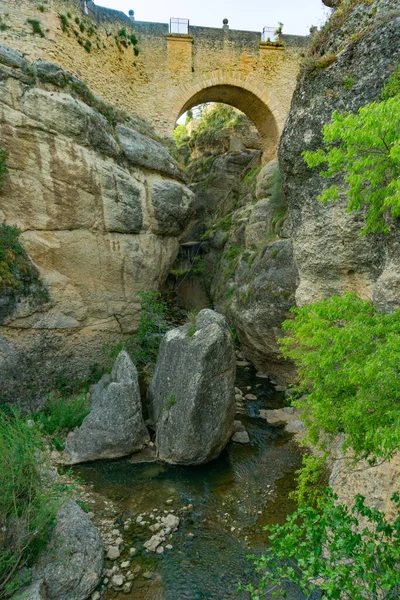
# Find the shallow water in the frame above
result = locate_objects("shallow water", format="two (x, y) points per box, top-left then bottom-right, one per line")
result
(75, 366), (307, 599)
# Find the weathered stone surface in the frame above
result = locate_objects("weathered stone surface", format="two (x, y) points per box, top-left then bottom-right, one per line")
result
(12, 580), (44, 600)
(150, 180), (196, 236)
(0, 49), (193, 401)
(0, 45), (28, 70)
(231, 430), (250, 444)
(330, 443), (400, 524)
(30, 500), (103, 600)
(116, 125), (182, 179)
(65, 351), (149, 463)
(255, 159), (278, 200)
(148, 309), (236, 465)
(280, 6), (400, 310)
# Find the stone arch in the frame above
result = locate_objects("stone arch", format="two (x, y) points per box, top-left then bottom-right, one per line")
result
(170, 77), (280, 161)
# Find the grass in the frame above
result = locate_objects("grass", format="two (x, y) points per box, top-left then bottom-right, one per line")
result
(187, 325), (196, 337)
(0, 409), (61, 597)
(30, 394), (89, 437)
(164, 394), (177, 410)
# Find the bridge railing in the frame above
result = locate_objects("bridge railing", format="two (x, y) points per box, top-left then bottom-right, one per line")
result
(170, 18), (190, 35)
(261, 26), (278, 42)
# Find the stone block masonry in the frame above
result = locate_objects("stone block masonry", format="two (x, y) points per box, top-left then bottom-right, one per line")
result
(0, 0), (306, 160)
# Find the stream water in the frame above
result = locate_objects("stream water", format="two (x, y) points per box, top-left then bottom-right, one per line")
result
(74, 366), (307, 600)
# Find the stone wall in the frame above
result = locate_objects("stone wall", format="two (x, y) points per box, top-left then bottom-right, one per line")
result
(0, 0), (305, 159)
(0, 46), (194, 403)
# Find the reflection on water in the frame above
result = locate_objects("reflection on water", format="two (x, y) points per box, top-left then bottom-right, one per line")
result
(75, 367), (307, 599)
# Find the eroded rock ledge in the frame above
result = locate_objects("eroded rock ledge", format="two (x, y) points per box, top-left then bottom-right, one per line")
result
(0, 45), (195, 402)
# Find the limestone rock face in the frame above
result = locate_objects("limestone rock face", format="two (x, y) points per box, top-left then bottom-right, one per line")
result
(0, 46), (195, 402)
(65, 351), (149, 463)
(148, 309), (236, 465)
(205, 159), (298, 381)
(22, 500), (104, 600)
(279, 4), (400, 310)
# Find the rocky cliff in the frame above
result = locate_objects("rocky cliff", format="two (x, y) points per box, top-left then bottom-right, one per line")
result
(280, 0), (400, 310)
(0, 45), (194, 402)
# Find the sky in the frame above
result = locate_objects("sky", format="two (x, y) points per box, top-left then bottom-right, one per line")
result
(96, 0), (331, 36)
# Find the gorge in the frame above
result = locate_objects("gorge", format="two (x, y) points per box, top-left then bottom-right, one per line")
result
(0, 0), (399, 599)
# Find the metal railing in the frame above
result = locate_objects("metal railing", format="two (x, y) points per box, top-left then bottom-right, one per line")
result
(261, 26), (278, 43)
(170, 18), (190, 35)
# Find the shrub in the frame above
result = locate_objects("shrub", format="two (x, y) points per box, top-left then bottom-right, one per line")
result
(280, 293), (400, 462)
(0, 410), (60, 597)
(83, 39), (92, 53)
(59, 14), (68, 32)
(0, 224), (49, 303)
(242, 490), (400, 600)
(27, 19), (45, 37)
(303, 72), (400, 234)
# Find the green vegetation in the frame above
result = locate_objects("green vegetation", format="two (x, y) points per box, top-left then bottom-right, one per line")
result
(164, 394), (177, 410)
(303, 71), (400, 234)
(343, 75), (355, 89)
(83, 39), (92, 53)
(108, 291), (168, 381)
(173, 124), (189, 148)
(30, 395), (89, 438)
(280, 293), (400, 462)
(0, 224), (49, 303)
(0, 410), (61, 597)
(187, 325), (196, 337)
(27, 19), (45, 37)
(187, 104), (253, 155)
(59, 14), (69, 32)
(0, 16), (9, 32)
(242, 490), (400, 600)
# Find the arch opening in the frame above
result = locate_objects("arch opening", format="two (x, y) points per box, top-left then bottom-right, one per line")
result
(176, 85), (279, 162)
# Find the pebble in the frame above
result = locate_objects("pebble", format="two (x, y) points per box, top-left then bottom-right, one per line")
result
(115, 537), (123, 545)
(123, 582), (133, 593)
(112, 529), (120, 536)
(156, 545), (165, 554)
(136, 515), (143, 523)
(129, 547), (137, 556)
(187, 532), (195, 539)
(121, 561), (130, 569)
(91, 593), (101, 600)
(244, 394), (257, 401)
(106, 546), (120, 560)
(111, 574), (125, 587)
(166, 544), (173, 550)
(165, 498), (173, 505)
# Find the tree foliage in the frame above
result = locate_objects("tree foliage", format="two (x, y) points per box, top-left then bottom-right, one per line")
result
(280, 293), (400, 461)
(303, 70), (400, 234)
(242, 490), (400, 600)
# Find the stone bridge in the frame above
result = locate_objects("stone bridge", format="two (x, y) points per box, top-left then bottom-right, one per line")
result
(1, 0), (307, 158)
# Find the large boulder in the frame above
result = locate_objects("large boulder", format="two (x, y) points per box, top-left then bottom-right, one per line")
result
(147, 309), (236, 465)
(65, 351), (149, 464)
(13, 500), (103, 600)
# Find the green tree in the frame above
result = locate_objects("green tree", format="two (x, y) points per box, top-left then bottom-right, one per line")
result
(280, 293), (400, 462)
(242, 490), (400, 600)
(303, 74), (400, 234)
